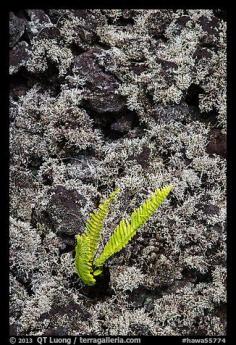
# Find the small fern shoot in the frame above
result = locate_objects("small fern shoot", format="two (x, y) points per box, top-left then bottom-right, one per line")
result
(75, 185), (173, 286)
(75, 188), (120, 286)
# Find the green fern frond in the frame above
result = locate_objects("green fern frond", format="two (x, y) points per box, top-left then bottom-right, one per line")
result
(75, 234), (96, 286)
(84, 188), (120, 259)
(75, 188), (120, 285)
(94, 185), (173, 269)
(74, 184), (173, 286)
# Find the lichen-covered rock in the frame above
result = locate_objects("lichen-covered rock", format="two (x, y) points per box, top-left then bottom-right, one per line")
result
(26, 9), (51, 39)
(110, 113), (137, 134)
(37, 26), (61, 40)
(9, 41), (30, 74)
(9, 12), (26, 48)
(73, 49), (126, 113)
(9, 9), (227, 337)
(206, 129), (226, 158)
(34, 185), (87, 236)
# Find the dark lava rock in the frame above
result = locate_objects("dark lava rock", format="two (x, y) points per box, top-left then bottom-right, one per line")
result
(74, 9), (106, 30)
(10, 268), (34, 296)
(88, 93), (126, 114)
(92, 109), (140, 140)
(176, 15), (191, 27)
(58, 236), (76, 254)
(73, 48), (107, 81)
(110, 117), (132, 133)
(182, 267), (212, 284)
(40, 299), (91, 324)
(10, 83), (28, 100)
(185, 84), (205, 107)
(198, 16), (221, 48)
(206, 129), (226, 158)
(43, 327), (69, 336)
(41, 168), (53, 186)
(198, 15), (220, 37)
(156, 57), (178, 71)
(122, 9), (136, 20)
(37, 26), (61, 40)
(67, 10), (107, 49)
(127, 146), (151, 170)
(196, 202), (220, 215)
(26, 9), (51, 39)
(11, 170), (34, 189)
(38, 185), (87, 236)
(9, 323), (18, 336)
(85, 266), (113, 298)
(214, 302), (227, 326)
(73, 49), (126, 113)
(147, 10), (172, 37)
(70, 266), (113, 298)
(27, 154), (43, 173)
(136, 146), (151, 169)
(193, 47), (213, 60)
(47, 9), (66, 24)
(110, 113), (137, 134)
(40, 293), (93, 333)
(129, 323), (153, 336)
(143, 55), (178, 88)
(150, 103), (191, 123)
(9, 41), (30, 74)
(9, 12), (26, 48)
(74, 26), (97, 47)
(128, 286), (160, 309)
(131, 63), (148, 75)
(27, 9), (51, 24)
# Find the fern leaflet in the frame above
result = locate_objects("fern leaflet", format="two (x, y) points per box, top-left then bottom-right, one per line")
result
(94, 185), (173, 269)
(75, 188), (120, 285)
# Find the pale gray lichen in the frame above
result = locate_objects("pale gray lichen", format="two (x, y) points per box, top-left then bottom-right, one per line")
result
(9, 8), (226, 337)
